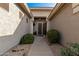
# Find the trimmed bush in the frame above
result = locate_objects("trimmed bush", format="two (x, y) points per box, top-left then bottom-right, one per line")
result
(61, 43), (79, 56)
(20, 34), (34, 44)
(46, 29), (61, 44)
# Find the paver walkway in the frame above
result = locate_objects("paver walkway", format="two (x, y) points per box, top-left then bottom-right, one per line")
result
(28, 36), (53, 56)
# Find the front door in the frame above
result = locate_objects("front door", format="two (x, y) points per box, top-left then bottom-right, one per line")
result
(37, 22), (47, 36)
(37, 22), (43, 36)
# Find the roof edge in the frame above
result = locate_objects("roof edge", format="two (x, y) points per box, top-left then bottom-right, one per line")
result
(30, 7), (53, 11)
(15, 3), (32, 18)
(48, 3), (65, 20)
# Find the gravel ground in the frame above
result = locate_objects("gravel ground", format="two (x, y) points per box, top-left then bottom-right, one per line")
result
(3, 44), (31, 56)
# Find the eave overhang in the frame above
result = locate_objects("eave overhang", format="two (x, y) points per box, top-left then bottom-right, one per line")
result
(15, 3), (32, 18)
(48, 3), (65, 20)
(30, 8), (53, 11)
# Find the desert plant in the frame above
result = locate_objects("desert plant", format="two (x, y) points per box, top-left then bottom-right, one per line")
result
(46, 29), (61, 44)
(61, 47), (74, 56)
(61, 43), (79, 56)
(20, 33), (34, 44)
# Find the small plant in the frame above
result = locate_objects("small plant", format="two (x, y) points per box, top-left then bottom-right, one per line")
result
(46, 29), (61, 44)
(20, 33), (34, 44)
(61, 43), (79, 56)
(61, 47), (74, 56)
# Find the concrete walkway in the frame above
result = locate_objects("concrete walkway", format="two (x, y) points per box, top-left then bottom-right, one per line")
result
(28, 36), (53, 56)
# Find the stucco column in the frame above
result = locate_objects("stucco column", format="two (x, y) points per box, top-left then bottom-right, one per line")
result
(46, 18), (50, 32)
(29, 17), (34, 34)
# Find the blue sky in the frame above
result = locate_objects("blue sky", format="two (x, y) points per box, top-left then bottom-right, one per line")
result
(27, 3), (56, 8)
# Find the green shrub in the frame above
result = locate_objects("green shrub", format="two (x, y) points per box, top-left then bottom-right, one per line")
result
(61, 48), (74, 56)
(61, 43), (79, 56)
(20, 33), (34, 44)
(46, 29), (61, 44)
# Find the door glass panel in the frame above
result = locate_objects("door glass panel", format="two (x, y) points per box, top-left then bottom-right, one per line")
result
(43, 23), (47, 35)
(38, 23), (42, 35)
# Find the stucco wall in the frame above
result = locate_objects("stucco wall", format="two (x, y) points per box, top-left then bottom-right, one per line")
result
(31, 9), (51, 17)
(50, 4), (79, 46)
(0, 3), (30, 55)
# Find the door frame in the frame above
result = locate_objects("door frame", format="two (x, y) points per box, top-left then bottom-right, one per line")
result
(36, 21), (47, 36)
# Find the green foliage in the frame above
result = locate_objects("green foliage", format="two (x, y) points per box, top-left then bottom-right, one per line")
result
(46, 29), (61, 44)
(61, 43), (79, 56)
(20, 33), (34, 44)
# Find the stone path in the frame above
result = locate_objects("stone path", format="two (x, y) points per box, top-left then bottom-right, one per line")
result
(28, 36), (53, 56)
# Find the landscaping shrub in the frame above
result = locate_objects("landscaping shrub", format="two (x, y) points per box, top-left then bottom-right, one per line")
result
(46, 29), (61, 44)
(20, 33), (34, 44)
(61, 43), (79, 56)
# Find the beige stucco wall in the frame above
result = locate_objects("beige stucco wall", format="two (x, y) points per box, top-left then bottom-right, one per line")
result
(50, 4), (79, 46)
(31, 9), (51, 17)
(0, 3), (30, 55)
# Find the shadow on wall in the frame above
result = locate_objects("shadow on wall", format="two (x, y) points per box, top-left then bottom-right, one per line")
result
(0, 16), (25, 55)
(0, 3), (9, 12)
(0, 14), (26, 43)
(0, 14), (28, 55)
(0, 4), (29, 55)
